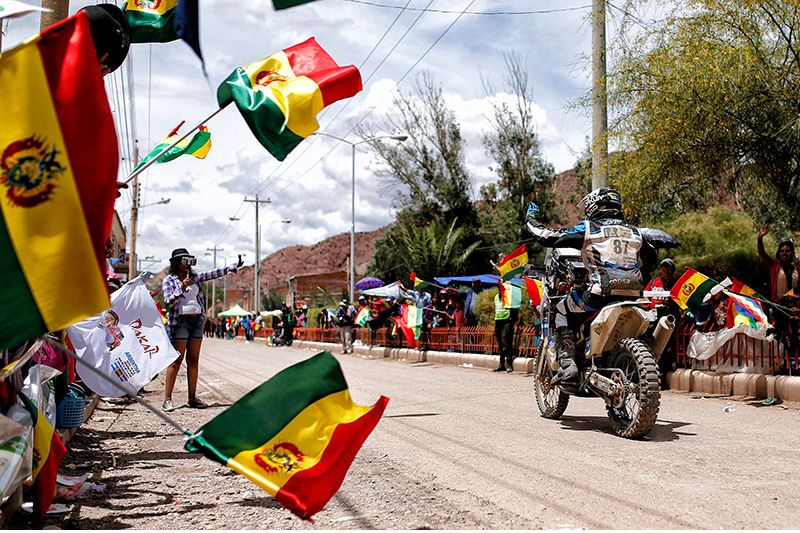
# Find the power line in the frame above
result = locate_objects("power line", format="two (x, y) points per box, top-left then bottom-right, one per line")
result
(343, 0), (591, 16)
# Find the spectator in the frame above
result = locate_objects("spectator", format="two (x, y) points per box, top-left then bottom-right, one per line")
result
(645, 258), (682, 386)
(317, 308), (328, 329)
(336, 299), (356, 354)
(695, 286), (726, 332)
(451, 297), (466, 329)
(493, 291), (517, 373)
(464, 278), (483, 326)
(161, 249), (242, 411)
(758, 225), (799, 301)
(242, 315), (252, 342)
(281, 304), (296, 346)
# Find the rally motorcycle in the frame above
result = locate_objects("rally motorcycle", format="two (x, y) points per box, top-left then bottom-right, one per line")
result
(529, 247), (675, 439)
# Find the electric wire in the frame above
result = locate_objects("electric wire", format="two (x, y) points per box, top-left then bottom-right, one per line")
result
(343, 0), (591, 16)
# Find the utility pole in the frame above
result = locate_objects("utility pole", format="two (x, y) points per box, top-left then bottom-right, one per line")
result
(40, 0), (69, 30)
(128, 145), (140, 281)
(206, 246), (224, 317)
(243, 195), (271, 314)
(592, 0), (609, 190)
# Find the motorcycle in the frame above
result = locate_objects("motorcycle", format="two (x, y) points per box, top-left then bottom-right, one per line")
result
(529, 247), (675, 439)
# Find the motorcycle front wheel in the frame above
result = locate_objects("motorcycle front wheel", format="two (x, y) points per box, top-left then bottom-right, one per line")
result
(607, 338), (661, 439)
(533, 343), (569, 419)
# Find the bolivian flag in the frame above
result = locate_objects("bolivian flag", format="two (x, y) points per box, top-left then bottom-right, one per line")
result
(499, 281), (523, 309)
(123, 0), (179, 43)
(498, 244), (528, 281)
(185, 351), (388, 520)
(396, 304), (422, 348)
(355, 306), (370, 327)
(409, 272), (430, 290)
(19, 392), (67, 518)
(218, 38), (362, 161)
(133, 120), (211, 173)
(523, 276), (543, 307)
(0, 13), (118, 350)
(669, 268), (718, 314)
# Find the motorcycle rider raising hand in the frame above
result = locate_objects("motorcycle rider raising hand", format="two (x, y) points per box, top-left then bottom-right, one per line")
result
(526, 188), (657, 383)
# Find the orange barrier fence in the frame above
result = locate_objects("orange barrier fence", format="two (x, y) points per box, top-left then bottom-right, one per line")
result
(218, 318), (798, 375)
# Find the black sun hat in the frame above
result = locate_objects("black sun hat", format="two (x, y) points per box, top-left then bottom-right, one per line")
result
(170, 248), (192, 262)
(79, 4), (131, 74)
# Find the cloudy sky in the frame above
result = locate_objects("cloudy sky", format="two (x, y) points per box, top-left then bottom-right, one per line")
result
(3, 0), (663, 273)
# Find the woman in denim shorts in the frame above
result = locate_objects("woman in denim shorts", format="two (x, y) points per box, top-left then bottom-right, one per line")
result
(161, 248), (242, 411)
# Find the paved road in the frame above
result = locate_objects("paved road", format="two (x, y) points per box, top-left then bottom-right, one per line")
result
(46, 339), (800, 529)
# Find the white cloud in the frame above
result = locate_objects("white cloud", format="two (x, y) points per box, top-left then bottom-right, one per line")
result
(2, 0), (597, 267)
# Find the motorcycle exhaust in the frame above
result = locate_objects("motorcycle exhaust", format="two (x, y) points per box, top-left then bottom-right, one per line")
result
(650, 315), (676, 360)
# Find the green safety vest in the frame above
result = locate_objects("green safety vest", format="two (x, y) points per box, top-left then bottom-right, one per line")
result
(494, 294), (510, 321)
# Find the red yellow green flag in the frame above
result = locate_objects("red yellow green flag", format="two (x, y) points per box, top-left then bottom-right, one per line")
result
(669, 268), (719, 314)
(0, 13), (118, 350)
(523, 276), (543, 307)
(409, 272), (430, 290)
(498, 281), (523, 309)
(355, 306), (370, 327)
(497, 244), (528, 281)
(218, 38), (362, 161)
(133, 121), (211, 173)
(19, 392), (67, 517)
(185, 351), (388, 520)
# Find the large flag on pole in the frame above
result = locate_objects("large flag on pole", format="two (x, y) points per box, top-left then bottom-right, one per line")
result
(66, 276), (179, 397)
(218, 37), (362, 161)
(0, 13), (118, 350)
(133, 121), (211, 172)
(185, 351), (388, 520)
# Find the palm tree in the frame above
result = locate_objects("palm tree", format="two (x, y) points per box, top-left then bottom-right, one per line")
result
(394, 219), (481, 279)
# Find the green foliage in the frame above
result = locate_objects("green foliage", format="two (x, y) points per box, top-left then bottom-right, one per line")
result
(609, 1), (800, 230)
(656, 206), (799, 294)
(260, 290), (283, 311)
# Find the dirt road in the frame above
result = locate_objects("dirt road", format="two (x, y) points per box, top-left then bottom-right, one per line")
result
(22, 338), (800, 529)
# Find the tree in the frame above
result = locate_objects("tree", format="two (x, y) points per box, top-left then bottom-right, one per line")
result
(358, 73), (477, 225)
(368, 219), (480, 282)
(478, 53), (559, 261)
(609, 0), (800, 232)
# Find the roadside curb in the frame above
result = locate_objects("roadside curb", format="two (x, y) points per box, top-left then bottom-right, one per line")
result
(287, 340), (535, 374)
(667, 369), (800, 402)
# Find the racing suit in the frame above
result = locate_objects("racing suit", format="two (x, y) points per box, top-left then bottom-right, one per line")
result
(527, 209), (657, 380)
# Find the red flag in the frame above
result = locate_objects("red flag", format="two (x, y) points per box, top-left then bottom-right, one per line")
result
(524, 276), (543, 306)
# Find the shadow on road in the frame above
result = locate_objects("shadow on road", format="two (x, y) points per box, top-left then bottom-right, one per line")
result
(557, 415), (694, 441)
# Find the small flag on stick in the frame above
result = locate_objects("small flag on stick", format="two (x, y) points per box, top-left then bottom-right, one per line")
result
(133, 121), (211, 173)
(523, 276), (543, 307)
(497, 244), (528, 281)
(185, 352), (388, 520)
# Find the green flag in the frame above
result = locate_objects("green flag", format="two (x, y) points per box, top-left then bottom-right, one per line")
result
(273, 0), (320, 9)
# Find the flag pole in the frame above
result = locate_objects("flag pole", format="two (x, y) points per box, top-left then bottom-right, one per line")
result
(123, 103), (230, 184)
(42, 336), (194, 438)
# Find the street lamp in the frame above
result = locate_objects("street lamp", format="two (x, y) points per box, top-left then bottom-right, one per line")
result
(309, 132), (408, 301)
(119, 197), (171, 215)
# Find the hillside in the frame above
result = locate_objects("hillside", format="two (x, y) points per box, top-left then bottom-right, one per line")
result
(222, 226), (388, 292)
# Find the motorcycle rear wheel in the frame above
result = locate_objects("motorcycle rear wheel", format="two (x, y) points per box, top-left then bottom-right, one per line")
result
(533, 348), (570, 419)
(607, 338), (661, 439)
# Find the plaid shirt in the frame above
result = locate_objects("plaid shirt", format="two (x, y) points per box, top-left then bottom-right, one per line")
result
(162, 265), (238, 326)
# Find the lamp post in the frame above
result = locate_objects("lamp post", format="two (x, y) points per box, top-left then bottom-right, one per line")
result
(309, 132), (408, 301)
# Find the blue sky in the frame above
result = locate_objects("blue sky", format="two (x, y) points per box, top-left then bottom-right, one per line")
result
(3, 0), (638, 272)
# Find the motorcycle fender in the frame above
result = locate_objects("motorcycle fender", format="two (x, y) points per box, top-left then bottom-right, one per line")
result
(588, 302), (652, 357)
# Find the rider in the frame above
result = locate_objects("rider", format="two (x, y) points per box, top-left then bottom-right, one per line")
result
(525, 188), (657, 382)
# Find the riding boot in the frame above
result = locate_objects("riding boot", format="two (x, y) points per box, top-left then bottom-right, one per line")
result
(553, 326), (578, 383)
